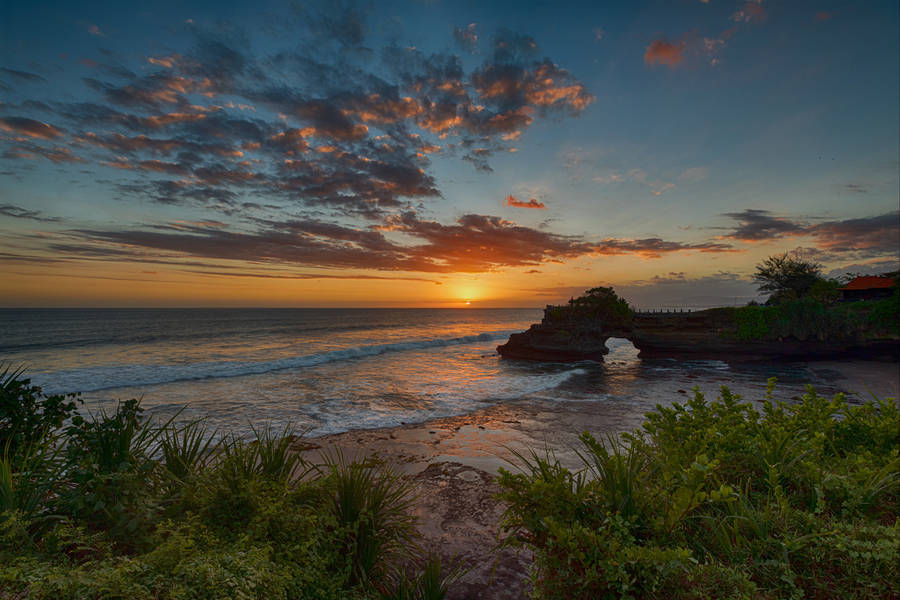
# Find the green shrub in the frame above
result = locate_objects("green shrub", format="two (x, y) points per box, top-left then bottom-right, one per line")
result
(0, 364), (79, 460)
(725, 295), (897, 341)
(498, 382), (900, 599)
(324, 452), (418, 585)
(543, 286), (633, 326)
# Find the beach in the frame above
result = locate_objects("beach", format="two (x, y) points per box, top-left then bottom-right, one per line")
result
(296, 358), (899, 598)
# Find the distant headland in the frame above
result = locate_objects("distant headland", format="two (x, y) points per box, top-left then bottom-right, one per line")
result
(498, 263), (899, 362)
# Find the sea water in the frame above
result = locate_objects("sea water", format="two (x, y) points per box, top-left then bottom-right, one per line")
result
(0, 308), (851, 437)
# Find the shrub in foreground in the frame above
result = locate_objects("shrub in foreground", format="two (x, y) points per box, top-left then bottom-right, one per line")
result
(0, 369), (456, 600)
(497, 381), (900, 599)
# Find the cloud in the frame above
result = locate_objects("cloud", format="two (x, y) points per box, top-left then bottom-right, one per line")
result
(0, 68), (46, 82)
(47, 209), (736, 276)
(504, 194), (546, 209)
(644, 39), (685, 68)
(0, 16), (609, 275)
(807, 212), (899, 256)
(0, 116), (64, 139)
(453, 23), (479, 52)
(2, 142), (83, 163)
(87, 24), (105, 37)
(730, 1), (767, 24)
(0, 204), (62, 222)
(719, 209), (806, 241)
(591, 237), (734, 259)
(719, 209), (899, 259)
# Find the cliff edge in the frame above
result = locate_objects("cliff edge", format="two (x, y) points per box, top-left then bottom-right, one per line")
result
(497, 288), (899, 362)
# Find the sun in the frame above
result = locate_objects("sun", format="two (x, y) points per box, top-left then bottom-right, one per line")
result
(465, 300), (471, 306)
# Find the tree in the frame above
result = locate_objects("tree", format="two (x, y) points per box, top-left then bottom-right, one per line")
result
(752, 253), (824, 304)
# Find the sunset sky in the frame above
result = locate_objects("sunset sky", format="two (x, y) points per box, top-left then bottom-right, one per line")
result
(1, 0), (897, 308)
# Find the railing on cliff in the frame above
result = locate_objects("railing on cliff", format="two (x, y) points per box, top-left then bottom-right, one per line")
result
(632, 307), (700, 314)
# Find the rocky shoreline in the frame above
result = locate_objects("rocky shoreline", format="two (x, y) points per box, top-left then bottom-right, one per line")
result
(497, 306), (900, 362)
(291, 358), (898, 598)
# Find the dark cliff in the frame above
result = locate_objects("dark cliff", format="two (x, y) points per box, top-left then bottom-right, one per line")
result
(497, 299), (900, 362)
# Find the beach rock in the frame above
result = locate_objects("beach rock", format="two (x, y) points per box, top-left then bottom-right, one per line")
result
(411, 462), (531, 599)
(498, 305), (900, 362)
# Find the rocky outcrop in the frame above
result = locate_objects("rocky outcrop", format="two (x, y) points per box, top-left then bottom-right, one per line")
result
(497, 307), (900, 362)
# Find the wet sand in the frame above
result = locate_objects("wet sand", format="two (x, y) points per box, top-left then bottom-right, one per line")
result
(294, 359), (899, 599)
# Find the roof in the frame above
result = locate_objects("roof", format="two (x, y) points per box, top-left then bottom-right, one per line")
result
(841, 276), (896, 290)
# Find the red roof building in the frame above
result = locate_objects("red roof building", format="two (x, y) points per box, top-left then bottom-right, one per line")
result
(840, 276), (896, 301)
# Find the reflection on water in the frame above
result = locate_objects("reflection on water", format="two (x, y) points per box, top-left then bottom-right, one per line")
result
(1, 310), (860, 438)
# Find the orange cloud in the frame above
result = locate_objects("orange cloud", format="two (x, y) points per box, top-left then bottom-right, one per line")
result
(644, 39), (685, 68)
(504, 194), (546, 209)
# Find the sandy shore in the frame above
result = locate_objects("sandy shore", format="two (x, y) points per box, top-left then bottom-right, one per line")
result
(294, 359), (899, 599)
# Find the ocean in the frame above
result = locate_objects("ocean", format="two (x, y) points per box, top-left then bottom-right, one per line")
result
(0, 308), (853, 437)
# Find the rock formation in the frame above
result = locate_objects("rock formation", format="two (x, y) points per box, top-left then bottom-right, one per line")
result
(498, 301), (899, 362)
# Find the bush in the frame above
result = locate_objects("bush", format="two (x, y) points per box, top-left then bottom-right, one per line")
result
(0, 368), (457, 600)
(543, 287), (633, 327)
(0, 364), (79, 460)
(725, 296), (896, 341)
(497, 382), (900, 599)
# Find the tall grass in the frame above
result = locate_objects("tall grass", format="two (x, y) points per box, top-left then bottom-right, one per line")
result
(159, 418), (219, 482)
(323, 450), (418, 585)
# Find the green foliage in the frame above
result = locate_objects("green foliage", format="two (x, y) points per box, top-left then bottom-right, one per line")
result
(159, 418), (220, 482)
(58, 399), (168, 546)
(498, 382), (900, 599)
(867, 284), (900, 334)
(753, 252), (825, 303)
(323, 451), (418, 585)
(0, 363), (80, 460)
(0, 368), (450, 600)
(726, 295), (898, 341)
(544, 286), (633, 326)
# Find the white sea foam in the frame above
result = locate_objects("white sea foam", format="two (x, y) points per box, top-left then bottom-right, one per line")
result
(32, 330), (519, 394)
(304, 366), (588, 436)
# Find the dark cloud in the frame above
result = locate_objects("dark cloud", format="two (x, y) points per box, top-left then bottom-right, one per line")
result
(0, 67), (46, 82)
(0, 204), (62, 222)
(0, 116), (64, 139)
(185, 269), (438, 284)
(808, 212), (899, 256)
(718, 209), (899, 260)
(2, 141), (83, 163)
(53, 211), (735, 275)
(0, 15), (608, 274)
(841, 183), (868, 193)
(719, 209), (806, 241)
(591, 237), (734, 258)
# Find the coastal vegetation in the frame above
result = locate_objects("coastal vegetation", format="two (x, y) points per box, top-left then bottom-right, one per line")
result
(0, 366), (459, 600)
(726, 254), (899, 342)
(497, 381), (899, 599)
(543, 287), (633, 327)
(3, 363), (898, 599)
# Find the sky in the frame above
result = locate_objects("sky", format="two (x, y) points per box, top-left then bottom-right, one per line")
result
(0, 0), (898, 308)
